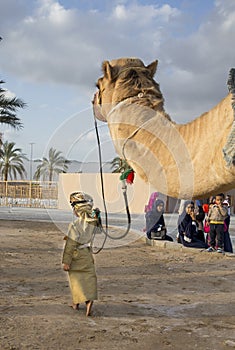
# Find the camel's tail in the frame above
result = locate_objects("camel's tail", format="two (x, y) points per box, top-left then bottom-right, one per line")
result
(223, 68), (235, 166)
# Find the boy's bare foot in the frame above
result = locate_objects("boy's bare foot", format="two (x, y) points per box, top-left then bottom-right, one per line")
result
(85, 300), (93, 316)
(70, 303), (79, 310)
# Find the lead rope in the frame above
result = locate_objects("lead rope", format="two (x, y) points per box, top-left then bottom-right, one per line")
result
(92, 116), (131, 254)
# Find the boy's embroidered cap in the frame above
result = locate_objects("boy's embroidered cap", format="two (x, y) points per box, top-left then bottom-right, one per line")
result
(70, 192), (93, 207)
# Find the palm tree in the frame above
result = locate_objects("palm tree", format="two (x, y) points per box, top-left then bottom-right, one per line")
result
(0, 141), (28, 181)
(110, 156), (132, 173)
(34, 147), (71, 181)
(0, 81), (26, 134)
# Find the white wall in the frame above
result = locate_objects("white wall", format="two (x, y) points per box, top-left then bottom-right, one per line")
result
(58, 173), (235, 214)
(58, 173), (158, 213)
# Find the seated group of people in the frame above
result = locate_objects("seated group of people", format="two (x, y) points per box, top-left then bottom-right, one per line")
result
(144, 192), (233, 254)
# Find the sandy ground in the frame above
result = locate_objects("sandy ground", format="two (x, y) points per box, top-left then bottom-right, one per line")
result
(0, 219), (235, 350)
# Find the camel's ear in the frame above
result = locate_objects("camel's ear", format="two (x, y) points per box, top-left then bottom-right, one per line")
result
(146, 60), (158, 77)
(102, 61), (115, 81)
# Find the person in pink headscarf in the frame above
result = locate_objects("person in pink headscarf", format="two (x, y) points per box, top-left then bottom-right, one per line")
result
(144, 192), (159, 213)
(143, 192), (159, 232)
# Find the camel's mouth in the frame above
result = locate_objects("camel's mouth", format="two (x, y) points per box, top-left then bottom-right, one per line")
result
(92, 91), (107, 122)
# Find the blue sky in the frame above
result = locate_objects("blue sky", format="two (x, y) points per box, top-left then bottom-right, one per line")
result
(0, 0), (234, 168)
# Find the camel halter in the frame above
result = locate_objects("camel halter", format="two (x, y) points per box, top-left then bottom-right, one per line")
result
(92, 113), (131, 252)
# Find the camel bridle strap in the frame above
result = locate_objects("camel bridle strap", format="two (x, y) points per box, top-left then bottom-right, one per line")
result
(106, 92), (156, 119)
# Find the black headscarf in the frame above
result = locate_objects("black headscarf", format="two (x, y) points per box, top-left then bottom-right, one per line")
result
(145, 199), (165, 233)
(177, 200), (194, 226)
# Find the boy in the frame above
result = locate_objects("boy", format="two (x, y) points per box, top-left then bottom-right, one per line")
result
(207, 193), (228, 253)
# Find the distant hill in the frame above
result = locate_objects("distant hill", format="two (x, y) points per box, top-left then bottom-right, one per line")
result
(67, 160), (112, 173)
(15, 160), (113, 181)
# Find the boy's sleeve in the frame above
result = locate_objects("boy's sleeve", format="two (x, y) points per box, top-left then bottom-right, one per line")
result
(208, 207), (212, 219)
(220, 206), (228, 218)
(62, 238), (77, 265)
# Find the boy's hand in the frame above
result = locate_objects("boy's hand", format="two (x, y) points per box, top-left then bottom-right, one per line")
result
(63, 264), (70, 271)
(190, 212), (196, 220)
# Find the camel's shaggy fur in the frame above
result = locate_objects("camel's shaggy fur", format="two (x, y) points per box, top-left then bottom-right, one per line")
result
(93, 58), (235, 199)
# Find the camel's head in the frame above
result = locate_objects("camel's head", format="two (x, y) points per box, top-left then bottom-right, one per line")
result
(93, 57), (161, 122)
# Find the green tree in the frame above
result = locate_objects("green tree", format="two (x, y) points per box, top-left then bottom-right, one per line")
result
(0, 80), (26, 132)
(0, 141), (28, 181)
(34, 147), (71, 181)
(110, 156), (132, 173)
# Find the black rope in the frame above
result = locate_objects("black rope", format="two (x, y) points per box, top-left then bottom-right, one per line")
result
(92, 115), (131, 251)
(91, 116), (108, 254)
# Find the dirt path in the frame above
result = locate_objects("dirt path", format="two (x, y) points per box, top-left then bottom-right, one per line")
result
(0, 220), (235, 350)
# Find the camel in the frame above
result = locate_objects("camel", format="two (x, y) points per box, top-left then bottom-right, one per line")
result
(93, 58), (235, 199)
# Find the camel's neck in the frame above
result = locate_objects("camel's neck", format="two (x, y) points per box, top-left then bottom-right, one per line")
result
(107, 93), (235, 198)
(108, 93), (171, 123)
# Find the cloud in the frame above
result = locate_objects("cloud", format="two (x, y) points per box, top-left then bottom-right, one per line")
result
(0, 0), (181, 90)
(2, 88), (15, 99)
(111, 3), (180, 23)
(1, 128), (22, 144)
(1, 0), (101, 89)
(157, 0), (235, 121)
(0, 0), (235, 158)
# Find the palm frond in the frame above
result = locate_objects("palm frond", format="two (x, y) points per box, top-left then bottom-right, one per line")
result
(0, 141), (27, 180)
(0, 81), (26, 130)
(33, 147), (70, 181)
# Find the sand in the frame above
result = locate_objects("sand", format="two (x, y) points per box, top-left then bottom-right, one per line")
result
(0, 219), (235, 350)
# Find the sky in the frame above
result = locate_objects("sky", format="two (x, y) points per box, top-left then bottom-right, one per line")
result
(0, 0), (235, 167)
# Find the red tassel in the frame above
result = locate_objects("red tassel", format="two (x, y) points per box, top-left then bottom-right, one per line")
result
(126, 170), (135, 184)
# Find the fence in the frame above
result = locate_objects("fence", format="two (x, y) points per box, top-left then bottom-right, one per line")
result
(0, 181), (58, 208)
